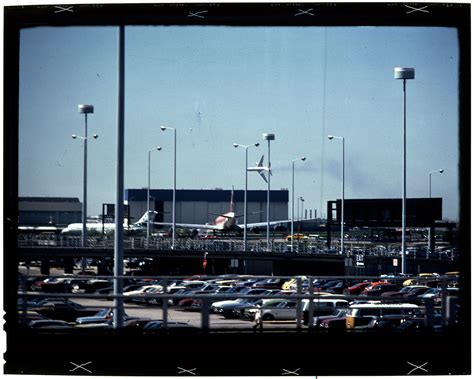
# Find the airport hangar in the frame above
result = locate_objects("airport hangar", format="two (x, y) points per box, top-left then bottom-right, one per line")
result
(18, 197), (82, 227)
(124, 188), (289, 228)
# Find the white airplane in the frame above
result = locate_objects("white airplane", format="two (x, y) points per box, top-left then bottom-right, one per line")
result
(247, 155), (271, 183)
(60, 212), (152, 236)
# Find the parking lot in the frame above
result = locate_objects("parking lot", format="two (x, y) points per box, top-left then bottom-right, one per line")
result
(72, 297), (295, 330)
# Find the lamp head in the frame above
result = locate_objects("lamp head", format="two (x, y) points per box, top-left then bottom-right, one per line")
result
(263, 133), (275, 141)
(439, 169), (444, 173)
(160, 126), (167, 131)
(233, 143), (239, 148)
(301, 157), (306, 161)
(394, 67), (415, 80)
(328, 135), (334, 140)
(78, 104), (94, 114)
(157, 146), (162, 151)
(72, 134), (77, 139)
(254, 143), (260, 147)
(93, 134), (99, 139)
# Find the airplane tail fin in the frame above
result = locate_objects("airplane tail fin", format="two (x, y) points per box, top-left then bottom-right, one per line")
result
(135, 211), (157, 225)
(135, 212), (149, 225)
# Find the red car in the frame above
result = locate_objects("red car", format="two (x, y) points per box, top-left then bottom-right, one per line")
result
(344, 282), (371, 295)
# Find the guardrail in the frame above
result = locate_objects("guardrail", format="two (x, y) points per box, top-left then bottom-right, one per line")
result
(17, 234), (458, 260)
(17, 274), (460, 331)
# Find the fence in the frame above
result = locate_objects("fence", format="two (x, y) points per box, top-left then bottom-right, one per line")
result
(17, 274), (460, 331)
(17, 234), (458, 260)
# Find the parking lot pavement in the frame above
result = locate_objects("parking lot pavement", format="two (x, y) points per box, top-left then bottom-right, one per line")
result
(74, 298), (296, 329)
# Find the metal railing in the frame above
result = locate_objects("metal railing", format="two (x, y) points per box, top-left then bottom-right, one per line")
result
(17, 274), (460, 331)
(17, 234), (458, 260)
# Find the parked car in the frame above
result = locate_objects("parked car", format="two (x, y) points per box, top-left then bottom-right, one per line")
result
(75, 308), (130, 325)
(123, 285), (163, 304)
(343, 282), (371, 295)
(311, 309), (348, 328)
(346, 303), (420, 329)
(28, 319), (74, 329)
(142, 321), (199, 332)
(301, 298), (350, 325)
(381, 285), (430, 298)
(366, 315), (412, 330)
(318, 317), (347, 330)
(33, 300), (102, 322)
(246, 299), (297, 321)
(252, 278), (287, 290)
(324, 280), (354, 294)
(361, 283), (401, 297)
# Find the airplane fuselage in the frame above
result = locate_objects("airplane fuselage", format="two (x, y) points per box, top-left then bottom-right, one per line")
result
(213, 212), (237, 230)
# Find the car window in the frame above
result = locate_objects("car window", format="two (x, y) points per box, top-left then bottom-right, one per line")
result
(359, 309), (381, 317)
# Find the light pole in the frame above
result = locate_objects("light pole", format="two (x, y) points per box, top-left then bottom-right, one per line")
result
(262, 133), (275, 250)
(74, 104), (95, 248)
(428, 168), (443, 254)
(160, 126), (177, 249)
(328, 135), (345, 255)
(429, 169), (444, 198)
(394, 67), (415, 274)
(298, 196), (305, 234)
(233, 142), (260, 251)
(291, 157), (306, 252)
(147, 146), (162, 241)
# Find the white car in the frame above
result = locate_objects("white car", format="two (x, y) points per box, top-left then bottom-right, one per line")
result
(247, 299), (298, 321)
(123, 285), (163, 304)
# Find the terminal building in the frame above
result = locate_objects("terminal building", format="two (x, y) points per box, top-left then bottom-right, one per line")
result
(18, 197), (82, 227)
(124, 188), (289, 227)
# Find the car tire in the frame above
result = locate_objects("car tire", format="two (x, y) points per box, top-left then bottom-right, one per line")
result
(262, 313), (274, 321)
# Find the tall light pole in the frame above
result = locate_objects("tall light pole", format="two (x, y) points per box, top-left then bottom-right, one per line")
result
(428, 168), (444, 254)
(328, 135), (345, 255)
(75, 104), (95, 248)
(233, 142), (260, 251)
(429, 169), (444, 198)
(394, 67), (415, 274)
(160, 126), (177, 249)
(291, 157), (306, 252)
(262, 133), (275, 250)
(298, 196), (305, 234)
(147, 146), (162, 241)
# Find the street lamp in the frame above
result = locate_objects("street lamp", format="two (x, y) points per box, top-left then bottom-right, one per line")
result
(394, 67), (415, 274)
(75, 104), (95, 248)
(291, 157), (306, 252)
(233, 142), (260, 251)
(328, 135), (345, 255)
(429, 169), (444, 198)
(262, 133), (275, 250)
(147, 146), (162, 241)
(160, 125), (177, 249)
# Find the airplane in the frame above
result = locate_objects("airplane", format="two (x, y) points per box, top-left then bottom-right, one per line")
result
(60, 212), (153, 236)
(154, 187), (292, 234)
(247, 155), (271, 183)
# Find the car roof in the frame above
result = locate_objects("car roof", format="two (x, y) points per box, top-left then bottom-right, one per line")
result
(350, 303), (419, 308)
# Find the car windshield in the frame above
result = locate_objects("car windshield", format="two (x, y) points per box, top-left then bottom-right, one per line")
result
(95, 309), (110, 317)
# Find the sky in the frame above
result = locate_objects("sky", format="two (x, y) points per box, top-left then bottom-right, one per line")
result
(18, 25), (460, 221)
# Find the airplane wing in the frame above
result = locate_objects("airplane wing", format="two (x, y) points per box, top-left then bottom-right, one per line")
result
(243, 220), (291, 229)
(153, 222), (222, 231)
(242, 218), (319, 229)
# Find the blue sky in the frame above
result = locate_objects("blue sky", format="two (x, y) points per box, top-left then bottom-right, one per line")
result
(19, 25), (459, 220)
